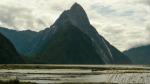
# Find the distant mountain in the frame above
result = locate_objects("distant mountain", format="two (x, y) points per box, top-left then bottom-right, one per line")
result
(0, 27), (38, 56)
(32, 3), (131, 64)
(0, 33), (24, 64)
(0, 27), (56, 56)
(124, 45), (150, 64)
(0, 3), (131, 64)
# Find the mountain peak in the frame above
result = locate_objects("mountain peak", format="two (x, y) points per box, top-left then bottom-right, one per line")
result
(68, 3), (91, 28)
(70, 2), (82, 10)
(54, 3), (90, 29)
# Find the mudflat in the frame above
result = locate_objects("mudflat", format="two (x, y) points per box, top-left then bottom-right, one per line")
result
(0, 64), (149, 84)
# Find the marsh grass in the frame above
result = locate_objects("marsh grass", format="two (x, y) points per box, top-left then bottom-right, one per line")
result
(0, 79), (36, 84)
(0, 64), (150, 70)
(106, 69), (149, 84)
(61, 82), (118, 84)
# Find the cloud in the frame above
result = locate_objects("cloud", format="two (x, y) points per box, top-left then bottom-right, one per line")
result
(146, 25), (150, 36)
(0, 5), (30, 29)
(0, 0), (150, 51)
(91, 5), (116, 16)
(0, 5), (49, 30)
(140, 0), (150, 5)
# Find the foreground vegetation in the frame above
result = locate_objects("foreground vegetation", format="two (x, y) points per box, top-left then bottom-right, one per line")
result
(0, 80), (36, 84)
(0, 64), (149, 70)
(0, 80), (118, 84)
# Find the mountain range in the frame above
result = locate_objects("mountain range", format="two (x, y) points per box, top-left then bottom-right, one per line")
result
(0, 3), (131, 64)
(0, 33), (24, 64)
(124, 45), (150, 64)
(0, 27), (38, 56)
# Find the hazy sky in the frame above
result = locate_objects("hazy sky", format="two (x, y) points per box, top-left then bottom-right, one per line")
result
(0, 0), (150, 51)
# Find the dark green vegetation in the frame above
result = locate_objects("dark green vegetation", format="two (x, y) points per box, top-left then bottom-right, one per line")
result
(0, 3), (131, 64)
(53, 82), (118, 84)
(0, 33), (24, 64)
(0, 80), (118, 84)
(124, 45), (150, 64)
(0, 80), (36, 84)
(0, 64), (149, 70)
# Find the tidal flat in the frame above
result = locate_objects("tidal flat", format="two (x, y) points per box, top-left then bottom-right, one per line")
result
(0, 64), (150, 84)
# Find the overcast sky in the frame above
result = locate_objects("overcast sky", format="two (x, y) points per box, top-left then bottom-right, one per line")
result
(0, 0), (150, 51)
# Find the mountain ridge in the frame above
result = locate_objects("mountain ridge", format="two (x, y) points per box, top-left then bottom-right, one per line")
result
(31, 3), (131, 64)
(0, 3), (131, 64)
(124, 45), (150, 64)
(0, 33), (24, 64)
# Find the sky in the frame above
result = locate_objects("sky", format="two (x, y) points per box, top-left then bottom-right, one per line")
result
(0, 0), (150, 51)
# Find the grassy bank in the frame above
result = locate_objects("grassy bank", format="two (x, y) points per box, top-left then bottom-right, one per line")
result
(0, 80), (36, 84)
(0, 64), (149, 70)
(0, 80), (118, 84)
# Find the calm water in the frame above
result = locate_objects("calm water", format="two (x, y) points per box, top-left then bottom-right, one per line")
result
(0, 65), (150, 84)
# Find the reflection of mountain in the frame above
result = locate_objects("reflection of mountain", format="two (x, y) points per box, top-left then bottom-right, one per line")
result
(0, 3), (131, 64)
(0, 33), (24, 64)
(124, 45), (150, 64)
